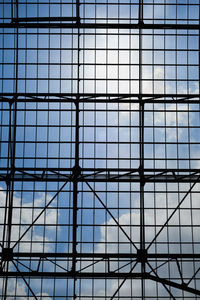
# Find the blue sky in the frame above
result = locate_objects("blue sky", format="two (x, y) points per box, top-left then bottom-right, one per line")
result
(0, 0), (200, 299)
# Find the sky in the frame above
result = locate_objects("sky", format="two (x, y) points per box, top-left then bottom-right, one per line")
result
(0, 0), (200, 299)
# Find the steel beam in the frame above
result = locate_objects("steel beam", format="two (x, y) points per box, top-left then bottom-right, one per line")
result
(0, 170), (199, 183)
(0, 22), (199, 30)
(0, 93), (199, 103)
(1, 270), (199, 296)
(0, 252), (199, 259)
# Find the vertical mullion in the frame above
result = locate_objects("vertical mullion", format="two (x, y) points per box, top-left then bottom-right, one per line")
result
(72, 2), (80, 299)
(93, 0), (97, 296)
(3, 0), (19, 298)
(105, 1), (108, 297)
(138, 1), (145, 300)
(117, 0), (120, 295)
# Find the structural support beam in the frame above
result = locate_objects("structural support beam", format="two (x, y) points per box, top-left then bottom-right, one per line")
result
(148, 274), (200, 297)
(1, 252), (200, 259)
(0, 93), (199, 103)
(0, 270), (200, 296)
(0, 22), (199, 30)
(0, 169), (199, 183)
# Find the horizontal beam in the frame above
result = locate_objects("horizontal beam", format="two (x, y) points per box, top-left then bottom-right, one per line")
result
(1, 270), (199, 295)
(12, 17), (78, 23)
(0, 22), (199, 30)
(1, 252), (200, 259)
(1, 168), (200, 183)
(0, 93), (199, 104)
(0, 271), (142, 279)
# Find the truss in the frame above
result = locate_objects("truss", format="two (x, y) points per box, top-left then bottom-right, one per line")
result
(0, 0), (200, 299)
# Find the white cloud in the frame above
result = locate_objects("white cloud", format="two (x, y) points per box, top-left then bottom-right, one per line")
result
(0, 187), (67, 298)
(0, 278), (27, 300)
(78, 184), (200, 298)
(0, 277), (52, 300)
(35, 292), (52, 300)
(1, 6), (200, 298)
(0, 187), (58, 252)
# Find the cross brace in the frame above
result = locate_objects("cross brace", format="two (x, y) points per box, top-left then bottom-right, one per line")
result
(1, 169), (200, 183)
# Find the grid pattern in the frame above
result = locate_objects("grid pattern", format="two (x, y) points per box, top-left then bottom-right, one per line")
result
(0, 1), (200, 299)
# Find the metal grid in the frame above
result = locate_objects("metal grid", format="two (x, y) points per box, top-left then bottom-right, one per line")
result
(0, 0), (200, 299)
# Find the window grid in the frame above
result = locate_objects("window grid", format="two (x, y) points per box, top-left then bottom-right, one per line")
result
(0, 1), (200, 299)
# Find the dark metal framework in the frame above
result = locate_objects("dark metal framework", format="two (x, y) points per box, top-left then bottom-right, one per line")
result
(0, 0), (200, 299)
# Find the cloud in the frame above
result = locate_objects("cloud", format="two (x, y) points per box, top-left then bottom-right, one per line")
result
(94, 188), (200, 253)
(0, 185), (57, 299)
(78, 182), (200, 298)
(0, 187), (58, 252)
(1, 4), (200, 299)
(0, 278), (27, 300)
(0, 277), (52, 300)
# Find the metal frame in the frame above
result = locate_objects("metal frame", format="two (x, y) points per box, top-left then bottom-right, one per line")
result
(0, 0), (200, 299)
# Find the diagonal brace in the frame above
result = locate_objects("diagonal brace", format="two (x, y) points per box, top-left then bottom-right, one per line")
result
(147, 177), (200, 250)
(147, 262), (176, 300)
(85, 182), (138, 250)
(110, 261), (138, 300)
(147, 271), (200, 296)
(13, 180), (69, 249)
(12, 260), (38, 300)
